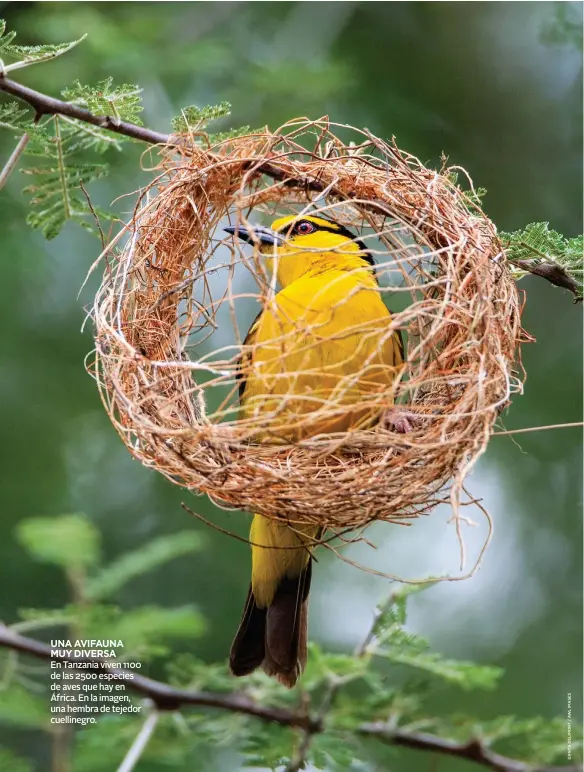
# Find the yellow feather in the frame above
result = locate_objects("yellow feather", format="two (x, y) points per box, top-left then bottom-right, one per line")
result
(250, 516), (316, 608)
(231, 214), (404, 684)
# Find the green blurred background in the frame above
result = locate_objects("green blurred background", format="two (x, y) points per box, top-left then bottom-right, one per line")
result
(0, 2), (581, 770)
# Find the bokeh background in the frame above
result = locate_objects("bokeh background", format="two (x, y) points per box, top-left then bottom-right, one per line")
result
(0, 2), (581, 770)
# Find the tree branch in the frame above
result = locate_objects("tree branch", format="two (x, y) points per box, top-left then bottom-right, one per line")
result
(0, 623), (319, 731)
(0, 74), (171, 145)
(360, 723), (580, 772)
(510, 257), (582, 302)
(0, 623), (578, 772)
(0, 72), (329, 194)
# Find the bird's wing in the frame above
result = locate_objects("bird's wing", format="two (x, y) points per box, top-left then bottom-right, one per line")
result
(236, 310), (262, 403)
(389, 309), (405, 367)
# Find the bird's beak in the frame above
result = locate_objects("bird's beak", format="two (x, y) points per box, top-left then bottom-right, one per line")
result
(224, 224), (284, 247)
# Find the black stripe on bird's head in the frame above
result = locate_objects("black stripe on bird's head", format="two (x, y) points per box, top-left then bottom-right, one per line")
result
(225, 215), (376, 271)
(271, 215), (375, 268)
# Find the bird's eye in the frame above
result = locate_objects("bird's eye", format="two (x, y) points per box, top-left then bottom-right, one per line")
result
(295, 220), (316, 235)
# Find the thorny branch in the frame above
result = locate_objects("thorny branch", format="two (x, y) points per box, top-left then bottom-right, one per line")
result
(511, 256), (582, 302)
(360, 724), (580, 772)
(0, 73), (580, 300)
(0, 74), (169, 145)
(0, 623), (318, 731)
(0, 623), (578, 772)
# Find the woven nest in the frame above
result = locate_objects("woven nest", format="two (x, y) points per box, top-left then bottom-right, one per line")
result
(91, 119), (526, 541)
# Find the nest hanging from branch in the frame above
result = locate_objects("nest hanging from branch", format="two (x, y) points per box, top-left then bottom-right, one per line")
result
(90, 118), (526, 535)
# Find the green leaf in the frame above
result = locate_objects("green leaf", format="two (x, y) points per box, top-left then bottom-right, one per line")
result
(62, 79), (144, 125)
(172, 102), (232, 132)
(19, 111), (127, 238)
(445, 168), (487, 212)
(501, 221), (583, 300)
(86, 531), (203, 600)
(367, 585), (502, 690)
(465, 185), (487, 211)
(501, 222), (583, 268)
(25, 199), (68, 240)
(0, 102), (38, 134)
(540, 3), (583, 48)
(0, 103), (52, 155)
(16, 514), (100, 569)
(372, 582), (436, 636)
(22, 162), (108, 205)
(241, 722), (295, 769)
(0, 748), (34, 772)
(15, 607), (77, 632)
(0, 684), (48, 729)
(425, 714), (583, 767)
(54, 119), (127, 155)
(208, 126), (260, 144)
(302, 642), (368, 691)
(385, 650), (502, 691)
(0, 101), (29, 131)
(166, 653), (233, 692)
(0, 21), (86, 73)
(26, 194), (109, 239)
(487, 714), (582, 766)
(96, 606), (206, 659)
(0, 19), (16, 50)
(312, 731), (360, 770)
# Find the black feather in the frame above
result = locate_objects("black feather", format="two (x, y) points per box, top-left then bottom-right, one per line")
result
(265, 562), (312, 672)
(229, 562), (313, 687)
(229, 587), (266, 676)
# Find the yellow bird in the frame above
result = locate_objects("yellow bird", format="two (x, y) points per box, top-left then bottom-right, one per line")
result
(224, 214), (404, 687)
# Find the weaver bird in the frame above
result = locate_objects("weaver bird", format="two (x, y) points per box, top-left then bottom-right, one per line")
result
(224, 214), (404, 687)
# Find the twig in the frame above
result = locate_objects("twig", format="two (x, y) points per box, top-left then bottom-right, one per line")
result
(510, 247), (582, 303)
(284, 713), (315, 772)
(0, 75), (170, 145)
(0, 624), (577, 772)
(284, 592), (398, 772)
(79, 181), (106, 250)
(492, 421), (583, 436)
(0, 131), (29, 189)
(359, 724), (581, 772)
(0, 623), (319, 731)
(117, 708), (159, 772)
(181, 502), (357, 552)
(510, 257), (582, 302)
(354, 593), (396, 657)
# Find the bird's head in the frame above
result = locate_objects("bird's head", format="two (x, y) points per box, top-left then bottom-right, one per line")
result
(224, 214), (374, 287)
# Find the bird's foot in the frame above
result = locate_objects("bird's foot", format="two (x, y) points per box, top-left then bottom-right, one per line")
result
(380, 406), (421, 434)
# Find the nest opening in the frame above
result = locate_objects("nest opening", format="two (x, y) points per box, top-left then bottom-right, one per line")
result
(91, 119), (525, 542)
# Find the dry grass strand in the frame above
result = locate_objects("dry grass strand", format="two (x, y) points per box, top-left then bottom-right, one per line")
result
(89, 119), (526, 572)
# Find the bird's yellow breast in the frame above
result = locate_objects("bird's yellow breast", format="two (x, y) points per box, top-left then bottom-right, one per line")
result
(241, 269), (400, 441)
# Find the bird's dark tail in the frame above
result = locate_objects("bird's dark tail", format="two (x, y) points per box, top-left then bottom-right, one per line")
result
(229, 562), (312, 688)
